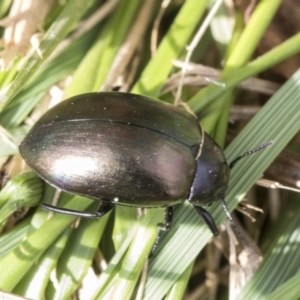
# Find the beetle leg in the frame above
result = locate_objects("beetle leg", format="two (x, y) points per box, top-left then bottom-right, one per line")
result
(41, 201), (114, 218)
(193, 206), (219, 236)
(151, 206), (173, 256)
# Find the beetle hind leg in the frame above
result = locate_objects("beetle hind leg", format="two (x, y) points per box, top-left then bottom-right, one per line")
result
(41, 201), (114, 218)
(151, 206), (173, 256)
(193, 206), (219, 236)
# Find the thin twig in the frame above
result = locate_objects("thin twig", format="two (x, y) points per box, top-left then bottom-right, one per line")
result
(165, 60), (280, 95)
(236, 207), (257, 222)
(100, 0), (157, 91)
(174, 0), (223, 105)
(239, 202), (264, 214)
(257, 178), (300, 193)
(136, 259), (148, 300)
(151, 0), (171, 56)
(51, 0), (119, 58)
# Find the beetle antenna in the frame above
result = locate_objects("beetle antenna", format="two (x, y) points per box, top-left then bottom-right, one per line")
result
(229, 141), (273, 169)
(221, 199), (257, 259)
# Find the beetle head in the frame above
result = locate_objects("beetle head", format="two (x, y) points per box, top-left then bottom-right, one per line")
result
(188, 133), (230, 205)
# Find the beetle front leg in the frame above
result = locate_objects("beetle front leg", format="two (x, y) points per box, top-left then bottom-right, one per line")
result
(151, 206), (173, 256)
(41, 200), (114, 218)
(193, 206), (219, 236)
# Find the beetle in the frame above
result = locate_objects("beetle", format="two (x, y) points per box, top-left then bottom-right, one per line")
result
(19, 92), (270, 243)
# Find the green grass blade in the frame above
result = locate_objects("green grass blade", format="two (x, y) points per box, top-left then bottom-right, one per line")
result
(0, 126), (29, 157)
(0, 0), (96, 112)
(225, 0), (281, 69)
(165, 260), (194, 300)
(131, 0), (209, 97)
(50, 210), (110, 300)
(0, 218), (31, 259)
(203, 0), (281, 145)
(1, 2), (299, 298)
(113, 206), (137, 250)
(65, 0), (141, 96)
(264, 272), (300, 300)
(188, 33), (300, 113)
(0, 171), (43, 225)
(13, 228), (72, 299)
(96, 213), (157, 299)
(142, 68), (300, 299)
(0, 0), (11, 18)
(0, 26), (98, 128)
(0, 196), (94, 291)
(89, 229), (137, 299)
(240, 197), (300, 299)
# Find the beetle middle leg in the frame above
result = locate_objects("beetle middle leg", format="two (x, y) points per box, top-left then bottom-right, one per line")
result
(151, 206), (173, 256)
(41, 200), (114, 218)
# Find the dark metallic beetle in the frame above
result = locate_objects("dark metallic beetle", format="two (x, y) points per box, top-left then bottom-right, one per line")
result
(19, 92), (270, 241)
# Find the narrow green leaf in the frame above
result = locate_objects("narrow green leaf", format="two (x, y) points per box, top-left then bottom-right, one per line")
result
(142, 68), (300, 299)
(89, 230), (137, 299)
(0, 171), (43, 225)
(225, 0), (281, 68)
(131, 0), (209, 97)
(0, 126), (29, 157)
(240, 197), (300, 299)
(13, 228), (72, 299)
(51, 209), (110, 300)
(0, 0), (96, 112)
(0, 0), (11, 18)
(0, 218), (31, 259)
(204, 0), (281, 144)
(0, 26), (98, 128)
(97, 212), (157, 299)
(165, 260), (194, 300)
(0, 196), (94, 291)
(264, 272), (300, 300)
(113, 206), (137, 250)
(66, 0), (141, 96)
(188, 33), (300, 113)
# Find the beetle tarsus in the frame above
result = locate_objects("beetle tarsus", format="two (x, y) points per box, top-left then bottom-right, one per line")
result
(41, 201), (114, 218)
(151, 206), (173, 257)
(220, 199), (258, 259)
